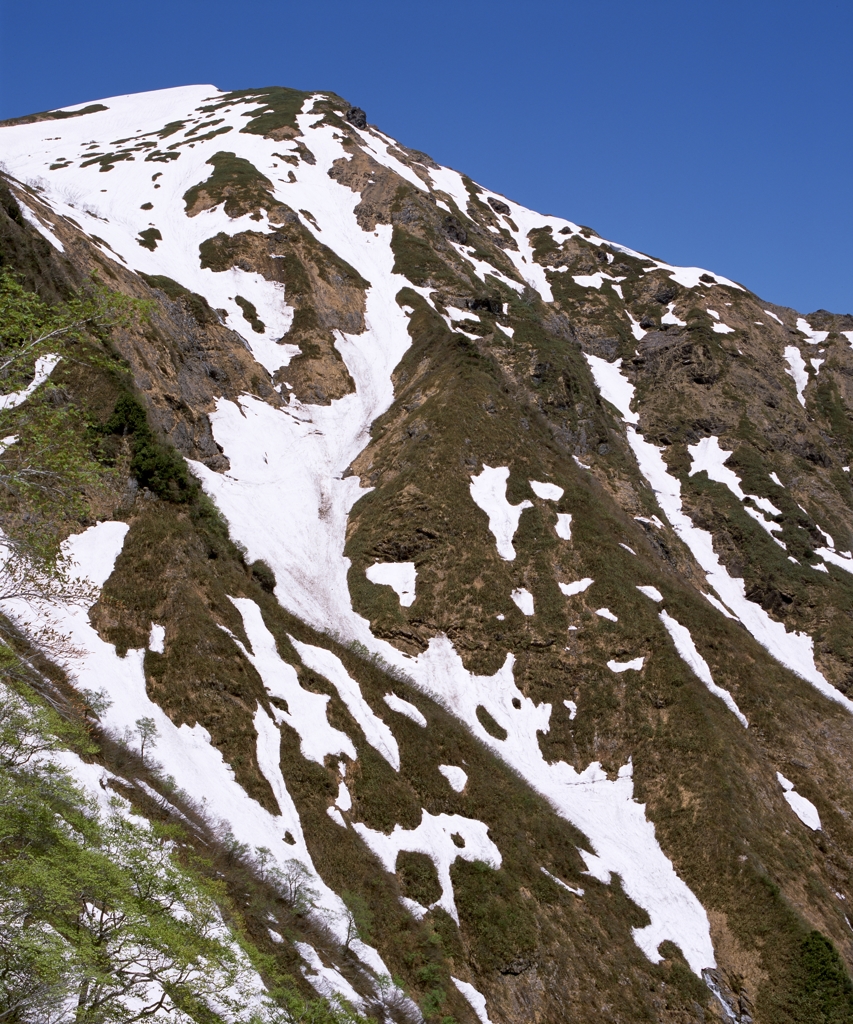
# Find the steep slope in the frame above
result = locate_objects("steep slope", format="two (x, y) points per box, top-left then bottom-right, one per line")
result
(1, 84), (852, 1024)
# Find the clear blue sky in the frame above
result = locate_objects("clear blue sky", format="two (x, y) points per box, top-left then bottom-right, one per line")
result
(2, 0), (850, 314)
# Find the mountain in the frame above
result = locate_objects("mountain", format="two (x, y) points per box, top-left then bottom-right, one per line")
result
(1, 83), (853, 1024)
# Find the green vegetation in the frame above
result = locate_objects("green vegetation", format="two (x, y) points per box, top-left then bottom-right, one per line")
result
(103, 392), (198, 502)
(0, 676), (367, 1024)
(183, 151), (275, 218)
(0, 269), (142, 579)
(235, 294), (266, 333)
(136, 226), (162, 250)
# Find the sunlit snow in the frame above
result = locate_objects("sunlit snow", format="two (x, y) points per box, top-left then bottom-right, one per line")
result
(366, 561), (417, 607)
(470, 465), (532, 560)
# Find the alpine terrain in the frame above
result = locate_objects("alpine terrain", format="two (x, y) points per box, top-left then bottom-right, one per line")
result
(1, 84), (853, 1024)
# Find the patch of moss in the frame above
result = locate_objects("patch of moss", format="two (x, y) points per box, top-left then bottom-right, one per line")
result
(183, 151), (274, 218)
(137, 227), (162, 251)
(235, 294), (265, 333)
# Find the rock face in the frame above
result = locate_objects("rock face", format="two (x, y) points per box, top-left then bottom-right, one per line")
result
(1, 84), (853, 1024)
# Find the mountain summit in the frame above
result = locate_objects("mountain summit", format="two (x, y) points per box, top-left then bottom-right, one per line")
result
(1, 84), (852, 1024)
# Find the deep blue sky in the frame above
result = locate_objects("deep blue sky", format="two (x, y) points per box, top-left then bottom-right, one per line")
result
(2, 0), (850, 313)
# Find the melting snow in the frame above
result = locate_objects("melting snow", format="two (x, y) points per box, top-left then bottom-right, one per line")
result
(608, 657), (644, 673)
(555, 512), (573, 540)
(365, 561), (417, 606)
(383, 692), (427, 726)
(295, 943), (365, 1008)
(783, 347), (809, 406)
(289, 638), (400, 771)
(661, 303), (686, 327)
(224, 598), (356, 765)
(451, 978), (495, 1024)
(511, 587), (534, 615)
(776, 773), (821, 830)
(796, 318), (829, 345)
(540, 867), (584, 897)
(596, 608), (618, 622)
(584, 355), (638, 424)
(0, 354), (61, 411)
(530, 479), (564, 500)
(564, 699), (577, 720)
(438, 765), (468, 792)
(470, 465), (532, 560)
(148, 623), (165, 653)
(659, 611), (748, 727)
(559, 578), (594, 596)
(353, 810), (501, 923)
(769, 472), (784, 487)
(636, 585), (663, 602)
(16, 199), (65, 251)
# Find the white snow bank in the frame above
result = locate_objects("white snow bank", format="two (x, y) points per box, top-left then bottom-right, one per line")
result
(530, 479), (564, 500)
(470, 465), (532, 560)
(564, 699), (577, 720)
(661, 303), (686, 327)
(0, 354), (61, 411)
(637, 585), (663, 602)
(688, 437), (745, 499)
(659, 611), (748, 727)
(1, 523), (397, 979)
(596, 608), (618, 622)
(438, 765), (468, 792)
(295, 943), (364, 1008)
(540, 867), (584, 897)
(224, 598), (356, 765)
(784, 347), (808, 407)
(451, 977), (495, 1024)
(555, 513), (573, 540)
(608, 657), (644, 673)
(365, 561), (417, 607)
(511, 587), (534, 615)
(796, 318), (829, 345)
(559, 578), (594, 596)
(776, 773), (821, 830)
(816, 547), (853, 575)
(383, 693), (427, 726)
(584, 355), (638, 424)
(289, 638), (400, 771)
(148, 623), (165, 654)
(17, 200), (65, 251)
(353, 810), (501, 923)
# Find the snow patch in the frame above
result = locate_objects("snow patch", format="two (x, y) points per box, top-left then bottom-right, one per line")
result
(776, 773), (821, 830)
(530, 479), (564, 500)
(608, 657), (644, 673)
(659, 611), (748, 727)
(148, 623), (165, 654)
(559, 578), (594, 596)
(636, 585), (663, 602)
(0, 354), (61, 411)
(555, 513), (573, 540)
(451, 978), (495, 1024)
(353, 810), (501, 923)
(365, 561), (417, 607)
(438, 765), (468, 792)
(470, 465), (532, 560)
(383, 693), (427, 727)
(783, 347), (808, 406)
(511, 587), (534, 615)
(596, 608), (618, 622)
(289, 638), (400, 771)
